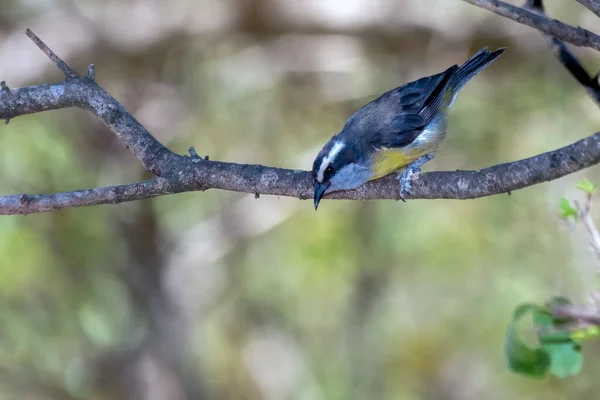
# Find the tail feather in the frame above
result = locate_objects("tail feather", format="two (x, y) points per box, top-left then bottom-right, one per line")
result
(448, 47), (505, 104)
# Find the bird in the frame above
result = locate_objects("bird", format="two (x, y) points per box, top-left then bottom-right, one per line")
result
(311, 47), (505, 210)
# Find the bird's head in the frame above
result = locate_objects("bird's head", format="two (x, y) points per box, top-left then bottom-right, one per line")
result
(311, 138), (370, 210)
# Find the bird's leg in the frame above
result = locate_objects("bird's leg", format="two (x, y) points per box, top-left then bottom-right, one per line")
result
(397, 154), (434, 201)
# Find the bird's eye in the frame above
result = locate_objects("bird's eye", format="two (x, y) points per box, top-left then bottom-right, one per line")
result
(325, 166), (334, 176)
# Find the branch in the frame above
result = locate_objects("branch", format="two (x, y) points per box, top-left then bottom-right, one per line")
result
(0, 80), (181, 175)
(463, 0), (600, 51)
(2, 30), (600, 215)
(25, 29), (79, 79)
(2, 131), (600, 215)
(576, 189), (600, 270)
(552, 305), (600, 325)
(524, 0), (600, 107)
(576, 0), (600, 19)
(0, 178), (175, 215)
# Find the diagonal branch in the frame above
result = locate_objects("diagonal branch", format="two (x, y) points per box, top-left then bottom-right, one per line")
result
(463, 0), (600, 51)
(2, 29), (600, 215)
(25, 29), (79, 79)
(576, 0), (600, 19)
(0, 80), (182, 175)
(524, 0), (600, 107)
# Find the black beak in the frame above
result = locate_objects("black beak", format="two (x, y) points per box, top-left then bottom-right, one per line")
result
(314, 182), (328, 210)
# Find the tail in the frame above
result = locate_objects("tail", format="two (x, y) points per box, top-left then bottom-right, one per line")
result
(448, 47), (505, 105)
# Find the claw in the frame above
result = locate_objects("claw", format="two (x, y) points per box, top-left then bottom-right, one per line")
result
(397, 154), (434, 200)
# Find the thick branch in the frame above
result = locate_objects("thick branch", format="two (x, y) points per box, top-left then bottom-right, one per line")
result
(524, 0), (600, 106)
(2, 131), (600, 215)
(576, 0), (600, 19)
(2, 29), (600, 215)
(463, 0), (600, 51)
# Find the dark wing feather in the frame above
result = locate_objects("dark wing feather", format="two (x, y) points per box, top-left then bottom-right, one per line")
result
(371, 65), (457, 150)
(419, 65), (457, 123)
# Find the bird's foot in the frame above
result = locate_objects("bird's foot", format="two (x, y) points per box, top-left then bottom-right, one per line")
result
(397, 154), (434, 201)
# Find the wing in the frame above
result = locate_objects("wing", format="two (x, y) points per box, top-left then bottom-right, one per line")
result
(370, 65), (457, 150)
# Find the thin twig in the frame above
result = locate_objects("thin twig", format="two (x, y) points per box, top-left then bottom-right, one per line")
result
(25, 29), (79, 79)
(582, 211), (600, 266)
(576, 0), (600, 19)
(578, 192), (600, 270)
(524, 0), (600, 107)
(463, 0), (600, 51)
(0, 178), (176, 215)
(552, 304), (600, 325)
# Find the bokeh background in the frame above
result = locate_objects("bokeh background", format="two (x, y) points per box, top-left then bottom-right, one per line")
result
(1, 0), (600, 399)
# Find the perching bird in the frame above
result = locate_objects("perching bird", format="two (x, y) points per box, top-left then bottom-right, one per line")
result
(312, 47), (505, 209)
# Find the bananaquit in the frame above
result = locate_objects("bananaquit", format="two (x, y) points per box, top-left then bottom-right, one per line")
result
(312, 47), (505, 209)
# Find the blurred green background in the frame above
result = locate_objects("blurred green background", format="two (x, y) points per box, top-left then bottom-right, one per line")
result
(1, 0), (600, 399)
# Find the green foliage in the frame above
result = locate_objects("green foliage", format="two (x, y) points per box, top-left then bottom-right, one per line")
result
(559, 197), (578, 220)
(512, 178), (600, 380)
(534, 297), (583, 378)
(571, 325), (600, 341)
(505, 304), (551, 378)
(542, 342), (583, 378)
(575, 178), (597, 195)
(506, 299), (584, 379)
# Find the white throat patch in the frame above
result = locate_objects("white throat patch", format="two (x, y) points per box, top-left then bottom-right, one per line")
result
(317, 141), (344, 182)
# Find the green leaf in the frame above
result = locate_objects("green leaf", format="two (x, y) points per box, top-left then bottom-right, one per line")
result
(544, 342), (583, 378)
(534, 310), (572, 344)
(505, 304), (550, 378)
(533, 309), (572, 344)
(559, 198), (578, 219)
(576, 178), (597, 195)
(572, 325), (600, 341)
(529, 298), (584, 378)
(532, 308), (553, 330)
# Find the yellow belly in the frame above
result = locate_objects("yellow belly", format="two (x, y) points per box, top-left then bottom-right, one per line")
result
(369, 117), (446, 181)
(370, 148), (428, 180)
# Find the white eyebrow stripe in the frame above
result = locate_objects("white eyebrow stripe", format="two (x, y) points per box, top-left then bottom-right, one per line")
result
(317, 141), (344, 182)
